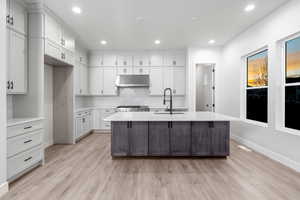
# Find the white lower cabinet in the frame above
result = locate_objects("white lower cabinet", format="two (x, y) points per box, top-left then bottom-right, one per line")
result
(91, 108), (116, 131)
(7, 119), (44, 182)
(75, 111), (92, 140)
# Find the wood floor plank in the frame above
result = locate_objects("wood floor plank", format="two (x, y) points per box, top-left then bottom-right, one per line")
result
(1, 133), (300, 200)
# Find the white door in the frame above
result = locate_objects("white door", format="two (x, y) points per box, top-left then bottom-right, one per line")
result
(89, 67), (103, 95)
(8, 30), (27, 94)
(45, 13), (62, 45)
(10, 0), (26, 35)
(149, 67), (163, 95)
(103, 67), (117, 95)
(173, 67), (185, 96)
(196, 64), (215, 112)
(163, 67), (173, 89)
(74, 63), (81, 95)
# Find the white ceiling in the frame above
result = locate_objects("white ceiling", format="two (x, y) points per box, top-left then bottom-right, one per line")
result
(44, 0), (289, 50)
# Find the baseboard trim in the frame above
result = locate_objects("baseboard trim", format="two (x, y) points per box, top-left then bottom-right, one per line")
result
(231, 134), (300, 173)
(0, 182), (8, 198)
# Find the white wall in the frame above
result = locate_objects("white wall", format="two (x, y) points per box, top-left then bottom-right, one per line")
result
(0, 0), (8, 196)
(220, 0), (300, 172)
(44, 65), (54, 148)
(186, 47), (222, 111)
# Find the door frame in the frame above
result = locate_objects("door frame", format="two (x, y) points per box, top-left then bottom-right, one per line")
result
(194, 63), (216, 112)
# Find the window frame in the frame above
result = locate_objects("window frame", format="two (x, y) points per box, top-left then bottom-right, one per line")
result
(244, 48), (269, 124)
(282, 35), (300, 134)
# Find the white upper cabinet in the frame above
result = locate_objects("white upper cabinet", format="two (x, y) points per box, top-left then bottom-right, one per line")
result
(89, 67), (103, 95)
(7, 30), (27, 94)
(163, 67), (173, 89)
(164, 52), (185, 66)
(62, 29), (75, 52)
(80, 64), (89, 95)
(172, 67), (186, 95)
(102, 54), (117, 66)
(89, 54), (102, 67)
(133, 53), (149, 67)
(45, 13), (62, 46)
(6, 0), (27, 35)
(103, 67), (117, 95)
(149, 53), (163, 66)
(149, 67), (163, 96)
(133, 67), (149, 75)
(117, 67), (133, 75)
(117, 55), (132, 67)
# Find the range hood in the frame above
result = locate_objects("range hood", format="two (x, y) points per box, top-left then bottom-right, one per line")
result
(116, 74), (150, 88)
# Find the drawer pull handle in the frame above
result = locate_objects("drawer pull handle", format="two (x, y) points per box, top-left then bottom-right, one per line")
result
(24, 126), (32, 130)
(24, 140), (33, 144)
(24, 157), (32, 162)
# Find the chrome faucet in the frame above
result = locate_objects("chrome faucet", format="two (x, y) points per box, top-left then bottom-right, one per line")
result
(163, 88), (173, 114)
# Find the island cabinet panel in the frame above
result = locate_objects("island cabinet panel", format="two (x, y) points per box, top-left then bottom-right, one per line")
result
(149, 122), (170, 156)
(191, 122), (211, 156)
(129, 122), (148, 156)
(111, 122), (129, 156)
(211, 122), (230, 156)
(170, 122), (191, 156)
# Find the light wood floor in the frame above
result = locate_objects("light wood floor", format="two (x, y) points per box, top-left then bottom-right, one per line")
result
(2, 133), (300, 200)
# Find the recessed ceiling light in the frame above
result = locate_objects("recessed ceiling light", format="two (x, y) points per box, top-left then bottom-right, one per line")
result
(154, 40), (161, 45)
(100, 40), (107, 45)
(72, 6), (82, 14)
(208, 40), (215, 44)
(244, 4), (255, 12)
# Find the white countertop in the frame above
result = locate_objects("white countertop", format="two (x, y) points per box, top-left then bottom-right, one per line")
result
(7, 117), (44, 127)
(104, 112), (238, 122)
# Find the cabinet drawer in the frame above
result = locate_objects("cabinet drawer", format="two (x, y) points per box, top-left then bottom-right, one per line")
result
(7, 145), (42, 179)
(7, 130), (42, 158)
(7, 120), (43, 138)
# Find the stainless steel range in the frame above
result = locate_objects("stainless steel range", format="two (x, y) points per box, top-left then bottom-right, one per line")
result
(116, 105), (150, 112)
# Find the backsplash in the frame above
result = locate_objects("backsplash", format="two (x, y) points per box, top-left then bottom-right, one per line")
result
(76, 88), (186, 109)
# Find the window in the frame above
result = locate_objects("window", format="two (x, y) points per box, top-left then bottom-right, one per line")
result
(246, 49), (268, 123)
(285, 37), (300, 131)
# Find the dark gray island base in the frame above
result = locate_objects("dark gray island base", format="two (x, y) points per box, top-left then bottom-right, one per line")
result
(111, 121), (230, 157)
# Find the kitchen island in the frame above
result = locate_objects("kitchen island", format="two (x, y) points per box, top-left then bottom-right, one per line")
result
(104, 112), (237, 157)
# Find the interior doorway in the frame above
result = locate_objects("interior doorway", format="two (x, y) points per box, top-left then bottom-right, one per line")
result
(195, 63), (216, 112)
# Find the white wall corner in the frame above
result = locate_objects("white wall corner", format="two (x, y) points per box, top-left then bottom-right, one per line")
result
(0, 182), (8, 198)
(231, 134), (300, 173)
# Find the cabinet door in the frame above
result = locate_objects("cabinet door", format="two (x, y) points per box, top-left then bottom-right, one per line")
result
(149, 53), (163, 66)
(170, 122), (191, 156)
(45, 39), (61, 61)
(62, 29), (75, 52)
(129, 122), (148, 156)
(102, 67), (117, 95)
(173, 67), (185, 95)
(74, 63), (81, 95)
(10, 0), (26, 35)
(163, 67), (173, 89)
(117, 66), (133, 75)
(45, 13), (61, 45)
(211, 122), (230, 156)
(92, 109), (101, 129)
(149, 67), (163, 95)
(75, 117), (83, 138)
(165, 53), (185, 66)
(61, 48), (75, 66)
(117, 55), (132, 67)
(8, 31), (27, 94)
(149, 122), (170, 156)
(112, 122), (129, 156)
(102, 54), (117, 66)
(89, 54), (103, 67)
(80, 65), (89, 95)
(133, 54), (149, 67)
(133, 67), (149, 75)
(89, 67), (103, 95)
(191, 122), (211, 156)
